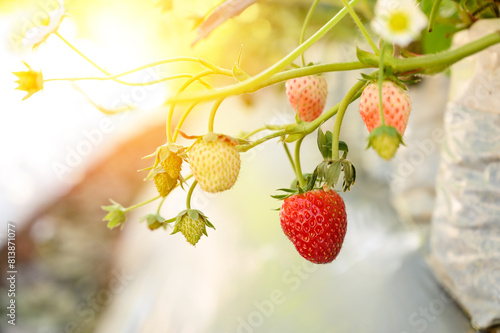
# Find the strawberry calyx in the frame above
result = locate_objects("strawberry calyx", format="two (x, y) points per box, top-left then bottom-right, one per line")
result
(367, 124), (404, 160)
(140, 213), (170, 231)
(315, 129), (356, 192)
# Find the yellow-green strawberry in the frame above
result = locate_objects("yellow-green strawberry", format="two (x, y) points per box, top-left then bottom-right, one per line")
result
(171, 209), (215, 246)
(286, 75), (328, 122)
(359, 80), (411, 160)
(189, 133), (241, 193)
(143, 144), (186, 197)
(154, 172), (177, 197)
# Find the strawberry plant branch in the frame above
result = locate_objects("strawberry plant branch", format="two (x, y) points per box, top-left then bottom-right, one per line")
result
(294, 137), (307, 189)
(45, 73), (212, 88)
(166, 0), (361, 104)
(52, 36), (228, 87)
(208, 98), (225, 133)
(299, 0), (321, 67)
(331, 79), (366, 160)
(186, 180), (198, 210)
(339, 0), (379, 55)
(357, 31), (500, 73)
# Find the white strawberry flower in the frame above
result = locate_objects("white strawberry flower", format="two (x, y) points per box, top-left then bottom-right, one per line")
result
(22, 1), (66, 49)
(371, 0), (428, 47)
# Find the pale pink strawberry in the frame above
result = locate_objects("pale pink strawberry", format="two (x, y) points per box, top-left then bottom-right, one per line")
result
(286, 75), (328, 122)
(359, 80), (411, 159)
(189, 133), (241, 193)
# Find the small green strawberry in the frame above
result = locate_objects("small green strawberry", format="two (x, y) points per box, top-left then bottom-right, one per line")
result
(286, 75), (328, 122)
(189, 133), (241, 193)
(171, 209), (215, 246)
(359, 80), (411, 160)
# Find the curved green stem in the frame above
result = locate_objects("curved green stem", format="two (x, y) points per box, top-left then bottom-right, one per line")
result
(167, 70), (214, 143)
(173, 102), (199, 142)
(208, 98), (225, 133)
(294, 137), (306, 189)
(156, 196), (167, 214)
(124, 195), (161, 213)
(186, 180), (198, 210)
(332, 80), (366, 159)
(166, 0), (361, 104)
(339, 0), (379, 55)
(282, 142), (296, 173)
(300, 0), (321, 67)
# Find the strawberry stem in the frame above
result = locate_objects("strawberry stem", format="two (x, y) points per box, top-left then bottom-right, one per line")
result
(282, 142), (297, 174)
(339, 0), (379, 55)
(167, 70), (212, 143)
(208, 98), (225, 133)
(299, 0), (321, 67)
(157, 196), (167, 214)
(294, 137), (306, 189)
(377, 41), (389, 126)
(427, 0), (443, 32)
(331, 80), (366, 160)
(172, 102), (199, 142)
(186, 180), (198, 210)
(124, 195), (162, 213)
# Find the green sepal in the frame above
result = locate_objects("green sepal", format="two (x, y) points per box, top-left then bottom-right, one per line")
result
(170, 209), (215, 235)
(284, 123), (307, 143)
(367, 125), (404, 160)
(356, 47), (379, 67)
(102, 200), (127, 230)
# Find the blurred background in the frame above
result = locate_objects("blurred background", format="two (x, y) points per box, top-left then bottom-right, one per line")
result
(0, 0), (478, 332)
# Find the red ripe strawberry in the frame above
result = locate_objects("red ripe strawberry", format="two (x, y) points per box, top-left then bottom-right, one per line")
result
(279, 189), (347, 264)
(286, 75), (328, 122)
(359, 80), (411, 159)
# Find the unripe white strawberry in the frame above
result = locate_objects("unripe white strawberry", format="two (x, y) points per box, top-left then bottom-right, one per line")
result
(189, 133), (241, 193)
(286, 75), (328, 122)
